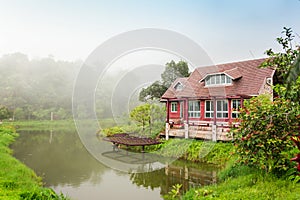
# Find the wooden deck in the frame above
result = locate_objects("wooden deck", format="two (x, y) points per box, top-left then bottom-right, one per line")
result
(103, 133), (161, 152)
(161, 124), (233, 141)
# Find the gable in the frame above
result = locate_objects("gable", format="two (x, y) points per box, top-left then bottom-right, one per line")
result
(161, 58), (275, 99)
(174, 82), (183, 90)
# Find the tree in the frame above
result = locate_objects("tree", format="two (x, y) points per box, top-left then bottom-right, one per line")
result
(232, 27), (300, 176)
(130, 104), (150, 131)
(139, 60), (189, 101)
(139, 81), (168, 102)
(286, 54), (300, 102)
(232, 95), (300, 174)
(161, 60), (190, 87)
(0, 105), (11, 120)
(129, 103), (165, 135)
(260, 27), (300, 101)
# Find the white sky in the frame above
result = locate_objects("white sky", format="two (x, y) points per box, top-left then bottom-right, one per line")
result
(0, 0), (299, 64)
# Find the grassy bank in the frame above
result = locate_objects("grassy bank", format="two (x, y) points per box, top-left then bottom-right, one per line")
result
(156, 140), (300, 199)
(0, 125), (67, 199)
(147, 139), (233, 166)
(181, 164), (300, 200)
(5, 120), (76, 131)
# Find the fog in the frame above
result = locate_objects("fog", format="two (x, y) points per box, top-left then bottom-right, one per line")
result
(0, 51), (180, 121)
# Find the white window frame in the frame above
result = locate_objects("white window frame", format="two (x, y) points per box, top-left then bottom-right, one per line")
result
(216, 100), (228, 118)
(205, 100), (214, 118)
(188, 100), (200, 118)
(171, 102), (177, 112)
(231, 99), (241, 118)
(205, 73), (232, 86)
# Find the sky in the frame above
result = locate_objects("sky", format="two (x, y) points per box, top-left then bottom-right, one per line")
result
(0, 0), (299, 65)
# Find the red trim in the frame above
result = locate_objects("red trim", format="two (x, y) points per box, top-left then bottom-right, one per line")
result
(167, 98), (249, 125)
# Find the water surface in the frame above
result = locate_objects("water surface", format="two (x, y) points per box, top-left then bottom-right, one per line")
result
(11, 129), (218, 200)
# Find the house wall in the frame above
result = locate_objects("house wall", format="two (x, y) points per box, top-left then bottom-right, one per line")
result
(259, 80), (273, 97)
(168, 98), (243, 125)
(168, 101), (181, 123)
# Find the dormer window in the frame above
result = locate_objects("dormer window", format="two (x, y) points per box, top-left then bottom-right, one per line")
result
(174, 82), (183, 90)
(205, 74), (232, 86)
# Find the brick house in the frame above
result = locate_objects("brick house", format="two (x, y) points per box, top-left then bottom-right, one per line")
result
(161, 58), (275, 141)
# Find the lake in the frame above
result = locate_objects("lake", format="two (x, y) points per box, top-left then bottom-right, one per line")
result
(11, 129), (219, 200)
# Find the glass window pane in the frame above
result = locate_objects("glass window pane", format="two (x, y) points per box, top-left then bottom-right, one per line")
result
(223, 101), (228, 111)
(216, 74), (220, 84)
(221, 74), (225, 83)
(206, 76), (210, 85)
(206, 101), (210, 111)
(226, 76), (232, 84)
(217, 101), (222, 111)
(211, 75), (215, 84)
(233, 100), (236, 109)
(196, 101), (200, 110)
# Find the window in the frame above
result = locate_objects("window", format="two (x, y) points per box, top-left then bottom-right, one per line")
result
(171, 102), (177, 112)
(188, 100), (200, 118)
(205, 74), (232, 86)
(174, 82), (183, 90)
(231, 99), (241, 118)
(205, 100), (214, 118)
(216, 100), (228, 118)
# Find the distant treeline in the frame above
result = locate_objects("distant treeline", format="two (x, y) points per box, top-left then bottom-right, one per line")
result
(0, 53), (81, 120)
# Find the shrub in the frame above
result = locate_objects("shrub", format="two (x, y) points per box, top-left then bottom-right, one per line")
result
(232, 95), (300, 175)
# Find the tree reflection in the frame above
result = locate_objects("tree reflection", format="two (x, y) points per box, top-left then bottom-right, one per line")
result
(130, 160), (218, 196)
(11, 130), (108, 187)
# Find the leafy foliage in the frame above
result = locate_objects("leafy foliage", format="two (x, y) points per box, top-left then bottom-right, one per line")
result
(161, 60), (190, 87)
(0, 105), (11, 120)
(139, 60), (189, 101)
(164, 184), (182, 200)
(181, 165), (300, 200)
(232, 95), (300, 174)
(260, 27), (300, 102)
(129, 103), (165, 135)
(130, 104), (150, 131)
(139, 81), (168, 102)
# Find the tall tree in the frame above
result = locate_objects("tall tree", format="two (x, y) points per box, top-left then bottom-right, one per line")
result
(139, 60), (189, 101)
(161, 60), (190, 87)
(260, 27), (300, 102)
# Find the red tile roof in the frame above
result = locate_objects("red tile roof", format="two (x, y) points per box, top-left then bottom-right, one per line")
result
(161, 58), (275, 100)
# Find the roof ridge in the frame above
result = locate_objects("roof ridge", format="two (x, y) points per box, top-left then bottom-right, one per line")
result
(196, 57), (266, 69)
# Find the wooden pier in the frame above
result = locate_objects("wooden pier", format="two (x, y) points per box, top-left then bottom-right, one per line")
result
(103, 133), (161, 152)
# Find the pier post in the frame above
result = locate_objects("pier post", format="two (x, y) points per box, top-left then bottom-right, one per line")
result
(165, 123), (169, 140)
(184, 123), (189, 139)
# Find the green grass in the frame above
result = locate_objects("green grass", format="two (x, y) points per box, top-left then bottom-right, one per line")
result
(4, 120), (76, 131)
(148, 139), (233, 166)
(6, 118), (120, 131)
(0, 125), (68, 199)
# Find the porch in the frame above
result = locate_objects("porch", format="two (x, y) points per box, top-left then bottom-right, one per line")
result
(161, 121), (233, 141)
(163, 97), (242, 141)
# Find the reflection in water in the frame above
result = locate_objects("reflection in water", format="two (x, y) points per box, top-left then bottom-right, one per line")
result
(11, 129), (219, 200)
(130, 161), (217, 196)
(11, 130), (107, 187)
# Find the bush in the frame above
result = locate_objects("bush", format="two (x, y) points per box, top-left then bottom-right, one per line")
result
(232, 95), (300, 175)
(101, 126), (124, 136)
